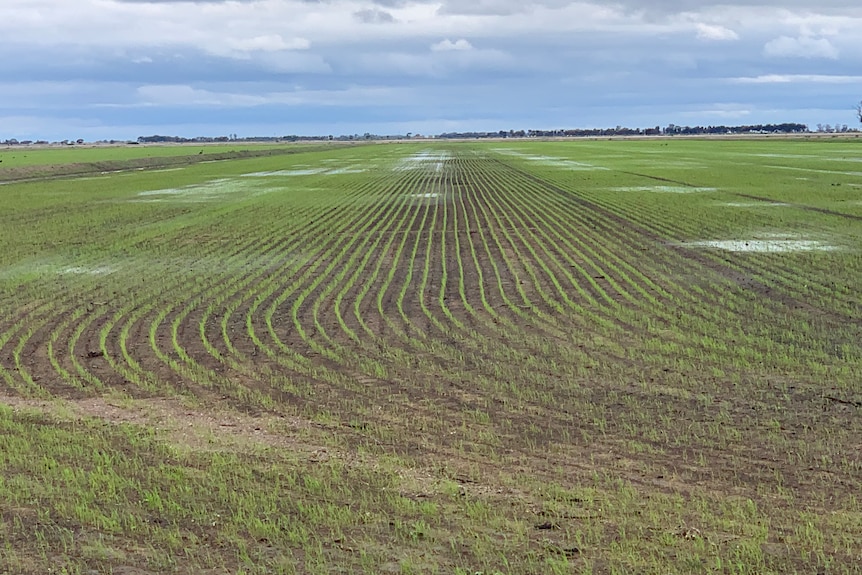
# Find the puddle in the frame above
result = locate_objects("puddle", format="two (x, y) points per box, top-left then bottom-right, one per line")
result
(70, 176), (111, 182)
(0, 261), (119, 281)
(242, 169), (328, 177)
(632, 162), (706, 169)
(243, 166), (367, 177)
(59, 266), (116, 276)
(684, 239), (839, 253)
(612, 186), (717, 193)
(395, 151), (452, 172)
(138, 188), (191, 196)
(821, 157), (862, 163)
(532, 159), (606, 170)
(765, 165), (862, 177)
(409, 193), (440, 199)
(720, 202), (788, 207)
(493, 149), (607, 170)
(754, 153), (818, 159)
(757, 153), (862, 164)
(136, 178), (261, 201)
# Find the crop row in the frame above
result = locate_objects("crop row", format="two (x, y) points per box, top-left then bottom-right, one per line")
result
(2, 148), (859, 434)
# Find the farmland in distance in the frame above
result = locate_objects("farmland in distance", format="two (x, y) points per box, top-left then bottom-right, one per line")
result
(1, 139), (860, 574)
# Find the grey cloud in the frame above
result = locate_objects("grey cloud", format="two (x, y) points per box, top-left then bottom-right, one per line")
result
(430, 0), (862, 18)
(608, 0), (862, 16)
(108, 0), (862, 16)
(321, 0), (844, 24)
(366, 0), (413, 6)
(436, 0), (572, 16)
(354, 8), (396, 23)
(112, 0), (256, 3)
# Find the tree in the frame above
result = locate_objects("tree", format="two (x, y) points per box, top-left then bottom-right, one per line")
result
(856, 100), (862, 125)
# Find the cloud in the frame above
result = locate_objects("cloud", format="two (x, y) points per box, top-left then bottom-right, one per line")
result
(678, 104), (752, 119)
(224, 35), (310, 54)
(134, 84), (409, 108)
(354, 8), (396, 23)
(431, 39), (473, 52)
(609, 0), (862, 17)
(764, 35), (839, 59)
(731, 74), (862, 84)
(113, 0), (256, 3)
(695, 23), (738, 41)
(136, 85), (259, 106)
(1, 0), (861, 141)
(347, 44), (511, 79)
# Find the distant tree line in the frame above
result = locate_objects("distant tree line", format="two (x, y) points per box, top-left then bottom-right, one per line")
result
(137, 135), (234, 143)
(437, 123), (810, 139)
(10, 121), (862, 147)
(131, 123), (819, 144)
(134, 133), (415, 144)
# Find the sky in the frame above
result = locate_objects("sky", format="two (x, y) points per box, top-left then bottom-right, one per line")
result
(1, 0), (861, 140)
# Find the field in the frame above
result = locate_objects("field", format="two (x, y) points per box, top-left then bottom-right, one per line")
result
(1, 138), (861, 574)
(0, 142), (334, 183)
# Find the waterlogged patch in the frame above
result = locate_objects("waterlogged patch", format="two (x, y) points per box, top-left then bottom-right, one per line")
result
(394, 150), (451, 172)
(137, 178), (260, 201)
(409, 193), (440, 199)
(685, 238), (839, 253)
(243, 169), (328, 177)
(631, 161), (706, 169)
(720, 202), (788, 207)
(756, 153), (862, 164)
(71, 176), (112, 182)
(403, 150), (451, 162)
(766, 165), (862, 177)
(59, 266), (116, 276)
(533, 158), (606, 170)
(754, 153), (818, 159)
(493, 149), (531, 157)
(0, 261), (119, 281)
(244, 166), (367, 177)
(138, 188), (192, 197)
(494, 149), (607, 170)
(612, 186), (717, 193)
